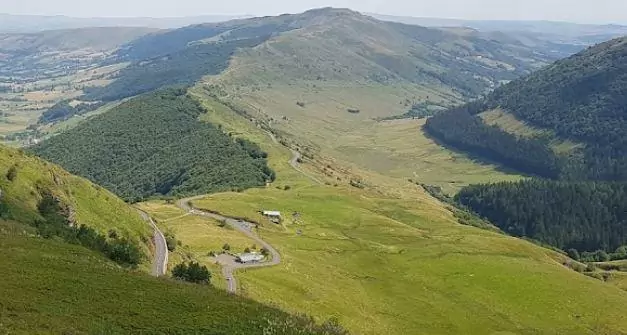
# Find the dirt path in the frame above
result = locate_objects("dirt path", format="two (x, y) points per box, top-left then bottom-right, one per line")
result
(176, 197), (281, 294)
(136, 209), (168, 277)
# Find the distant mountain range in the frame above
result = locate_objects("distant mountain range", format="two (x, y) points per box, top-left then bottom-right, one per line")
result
(0, 13), (251, 32)
(370, 13), (627, 46)
(3, 11), (627, 47)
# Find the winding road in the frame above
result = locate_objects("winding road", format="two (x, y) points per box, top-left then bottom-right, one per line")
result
(265, 130), (323, 185)
(136, 209), (168, 277)
(136, 133), (314, 290)
(176, 197), (281, 293)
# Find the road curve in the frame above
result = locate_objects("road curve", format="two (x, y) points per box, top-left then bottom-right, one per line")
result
(265, 130), (323, 185)
(176, 196), (281, 294)
(136, 209), (168, 277)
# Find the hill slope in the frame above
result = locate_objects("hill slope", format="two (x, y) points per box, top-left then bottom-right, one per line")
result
(33, 88), (275, 202)
(83, 8), (558, 103)
(0, 144), (152, 264)
(426, 36), (627, 181)
(0, 145), (149, 238)
(0, 27), (157, 53)
(0, 232), (345, 334)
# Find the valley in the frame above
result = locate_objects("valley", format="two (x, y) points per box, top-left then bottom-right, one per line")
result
(3, 6), (627, 335)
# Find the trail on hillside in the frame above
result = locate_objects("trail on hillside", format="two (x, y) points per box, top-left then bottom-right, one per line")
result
(136, 209), (168, 277)
(176, 197), (281, 294)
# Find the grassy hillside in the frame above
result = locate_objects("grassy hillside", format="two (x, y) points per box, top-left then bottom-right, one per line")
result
(173, 91), (627, 335)
(212, 8), (552, 98)
(0, 233), (346, 335)
(83, 7), (558, 104)
(0, 145), (149, 241)
(33, 88), (274, 202)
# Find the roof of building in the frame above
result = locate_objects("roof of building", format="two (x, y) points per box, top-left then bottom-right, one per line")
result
(262, 210), (281, 217)
(237, 253), (265, 263)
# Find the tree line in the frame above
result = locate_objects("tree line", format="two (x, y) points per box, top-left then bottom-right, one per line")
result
(456, 179), (627, 254)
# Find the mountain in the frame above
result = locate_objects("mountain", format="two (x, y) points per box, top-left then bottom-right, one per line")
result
(0, 149), (342, 335)
(0, 27), (155, 83)
(82, 8), (558, 103)
(14, 8), (627, 335)
(426, 36), (627, 181)
(33, 88), (275, 202)
(0, 27), (157, 52)
(0, 13), (249, 33)
(425, 36), (627, 258)
(371, 13), (627, 50)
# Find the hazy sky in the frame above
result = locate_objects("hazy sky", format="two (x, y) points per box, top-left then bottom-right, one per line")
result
(3, 0), (627, 23)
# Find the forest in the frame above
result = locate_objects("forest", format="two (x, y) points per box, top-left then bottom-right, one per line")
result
(424, 101), (561, 178)
(456, 179), (627, 254)
(33, 88), (274, 202)
(425, 37), (627, 259)
(84, 36), (269, 102)
(38, 100), (106, 124)
(426, 36), (627, 181)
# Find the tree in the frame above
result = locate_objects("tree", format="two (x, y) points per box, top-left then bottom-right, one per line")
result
(165, 233), (177, 252)
(596, 250), (611, 262)
(260, 247), (270, 256)
(172, 261), (211, 284)
(567, 249), (581, 261)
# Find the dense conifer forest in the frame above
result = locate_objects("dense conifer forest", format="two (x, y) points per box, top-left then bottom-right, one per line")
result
(33, 88), (274, 202)
(425, 37), (627, 257)
(425, 37), (627, 181)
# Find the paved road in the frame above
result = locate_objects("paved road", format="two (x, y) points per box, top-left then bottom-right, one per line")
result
(136, 209), (168, 277)
(265, 130), (323, 185)
(176, 197), (281, 294)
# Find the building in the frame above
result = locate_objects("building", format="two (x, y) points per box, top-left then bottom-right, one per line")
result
(262, 210), (281, 223)
(236, 252), (265, 264)
(262, 210), (281, 217)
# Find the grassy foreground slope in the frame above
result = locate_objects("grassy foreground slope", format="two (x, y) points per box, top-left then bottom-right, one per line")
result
(0, 233), (346, 335)
(180, 93), (627, 335)
(0, 145), (150, 245)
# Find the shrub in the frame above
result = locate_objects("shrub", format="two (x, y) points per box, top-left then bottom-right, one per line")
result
(296, 101), (306, 107)
(260, 247), (270, 256)
(6, 166), (17, 181)
(244, 247), (251, 253)
(347, 108), (360, 114)
(567, 248), (581, 261)
(172, 261), (211, 284)
(165, 233), (177, 252)
(222, 243), (231, 251)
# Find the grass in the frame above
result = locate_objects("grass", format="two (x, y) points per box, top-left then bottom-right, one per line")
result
(193, 183), (627, 335)
(0, 145), (152, 263)
(194, 83), (520, 194)
(0, 232), (343, 335)
(136, 200), (260, 291)
(179, 90), (627, 334)
(479, 108), (584, 155)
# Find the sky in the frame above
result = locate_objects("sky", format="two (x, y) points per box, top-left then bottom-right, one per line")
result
(3, 0), (627, 24)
